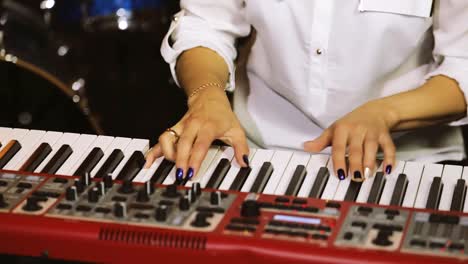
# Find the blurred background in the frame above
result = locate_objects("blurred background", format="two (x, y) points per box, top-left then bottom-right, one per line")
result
(0, 0), (186, 146)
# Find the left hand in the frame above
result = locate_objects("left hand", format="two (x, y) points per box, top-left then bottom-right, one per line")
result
(303, 100), (399, 181)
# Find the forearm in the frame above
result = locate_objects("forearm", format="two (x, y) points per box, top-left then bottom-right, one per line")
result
(375, 75), (467, 130)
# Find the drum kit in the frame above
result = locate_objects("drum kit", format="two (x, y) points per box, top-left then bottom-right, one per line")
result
(0, 0), (181, 138)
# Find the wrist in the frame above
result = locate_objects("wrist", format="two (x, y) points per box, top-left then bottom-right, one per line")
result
(365, 99), (401, 129)
(187, 84), (230, 108)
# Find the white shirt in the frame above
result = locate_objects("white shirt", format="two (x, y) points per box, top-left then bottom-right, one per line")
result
(161, 0), (468, 162)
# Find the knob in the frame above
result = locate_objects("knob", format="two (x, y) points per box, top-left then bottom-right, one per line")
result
(210, 191), (221, 206)
(191, 182), (201, 196)
(155, 205), (168, 222)
(81, 172), (92, 186)
(118, 180), (135, 194)
(162, 184), (179, 198)
(144, 181), (155, 194)
(103, 175), (113, 189)
(240, 200), (260, 218)
(372, 230), (393, 247)
(0, 193), (8, 208)
(114, 202), (126, 218)
(191, 213), (210, 227)
(22, 197), (43, 212)
(97, 182), (106, 195)
(179, 196), (190, 211)
(65, 186), (78, 201)
(186, 189), (196, 203)
(136, 188), (150, 203)
(74, 180), (85, 193)
(88, 187), (100, 203)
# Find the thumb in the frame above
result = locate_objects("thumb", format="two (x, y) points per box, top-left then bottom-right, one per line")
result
(304, 129), (332, 153)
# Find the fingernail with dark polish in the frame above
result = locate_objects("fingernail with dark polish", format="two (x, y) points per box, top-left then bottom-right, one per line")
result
(337, 169), (345, 180)
(186, 168), (194, 180)
(385, 165), (392, 174)
(176, 168), (184, 181)
(353, 171), (362, 181)
(242, 155), (250, 167)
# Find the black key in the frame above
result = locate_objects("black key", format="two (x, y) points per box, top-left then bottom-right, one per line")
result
(115, 151), (146, 181)
(450, 179), (466, 212)
(390, 173), (408, 206)
(73, 147), (104, 177)
(94, 149), (124, 179)
(285, 165), (307, 196)
(367, 172), (386, 204)
(150, 159), (175, 184)
(41, 145), (73, 174)
(308, 167), (329, 198)
(229, 166), (252, 191)
(0, 140), (22, 169)
(250, 162), (274, 193)
(205, 158), (231, 189)
(426, 177), (443, 210)
(344, 181), (362, 201)
(20, 143), (52, 172)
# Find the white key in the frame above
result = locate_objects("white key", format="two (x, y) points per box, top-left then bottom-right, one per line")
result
(0, 128), (29, 153)
(356, 163), (383, 203)
(90, 137), (132, 178)
(198, 147), (235, 188)
(241, 149), (275, 192)
(67, 135), (114, 176)
(297, 154), (329, 197)
(110, 138), (149, 179)
(219, 149), (256, 191)
(34, 133), (81, 173)
(16, 131), (63, 171)
(414, 163), (443, 209)
(321, 161), (342, 200)
(183, 147), (220, 186)
(462, 167), (468, 213)
(401, 161), (424, 208)
(274, 152), (311, 195)
(438, 165), (463, 211)
(0, 127), (13, 145)
(56, 134), (97, 175)
(262, 151), (293, 194)
(133, 156), (164, 183)
(333, 169), (352, 201)
(3, 130), (46, 170)
(379, 161), (405, 205)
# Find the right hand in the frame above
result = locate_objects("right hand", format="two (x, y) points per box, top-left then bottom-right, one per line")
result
(145, 86), (250, 181)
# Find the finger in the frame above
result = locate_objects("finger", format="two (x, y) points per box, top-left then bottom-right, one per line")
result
(229, 131), (250, 167)
(331, 126), (349, 180)
(348, 129), (366, 182)
(175, 121), (200, 181)
(379, 133), (396, 175)
(144, 144), (162, 168)
(303, 129), (332, 153)
(362, 137), (378, 172)
(187, 127), (217, 180)
(159, 128), (180, 162)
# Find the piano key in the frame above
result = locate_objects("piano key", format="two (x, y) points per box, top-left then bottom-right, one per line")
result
(196, 146), (234, 188)
(308, 167), (330, 199)
(333, 170), (352, 201)
(229, 166), (252, 191)
(297, 154), (329, 197)
(426, 176), (443, 210)
(355, 163), (382, 203)
(450, 179), (466, 212)
(90, 137), (132, 177)
(20, 143), (52, 172)
(205, 158), (231, 189)
(183, 146), (220, 187)
(240, 149), (275, 192)
(115, 151), (146, 181)
(401, 162), (424, 208)
(250, 162), (274, 193)
(321, 161), (343, 200)
(133, 156), (164, 183)
(344, 181), (362, 202)
(262, 150), (292, 195)
(414, 163), (443, 209)
(284, 165), (307, 196)
(150, 159), (175, 184)
(379, 161), (405, 205)
(367, 172), (386, 204)
(73, 147), (104, 177)
(56, 134), (97, 175)
(41, 144), (73, 174)
(389, 173), (408, 206)
(218, 149), (256, 191)
(0, 140), (22, 169)
(462, 168), (468, 213)
(274, 152), (310, 195)
(0, 128), (28, 153)
(3, 130), (46, 170)
(34, 133), (80, 173)
(0, 127), (13, 145)
(110, 139), (149, 179)
(68, 136), (114, 176)
(438, 165), (463, 211)
(94, 149), (125, 178)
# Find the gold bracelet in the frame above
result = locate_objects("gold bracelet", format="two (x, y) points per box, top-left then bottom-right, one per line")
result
(188, 82), (224, 100)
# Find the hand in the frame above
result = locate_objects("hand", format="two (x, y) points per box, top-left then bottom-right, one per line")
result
(145, 87), (249, 181)
(303, 100), (399, 181)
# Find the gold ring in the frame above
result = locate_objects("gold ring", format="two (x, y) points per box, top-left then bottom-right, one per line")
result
(165, 128), (180, 143)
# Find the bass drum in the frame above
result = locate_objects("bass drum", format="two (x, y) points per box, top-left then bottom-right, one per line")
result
(0, 0), (103, 134)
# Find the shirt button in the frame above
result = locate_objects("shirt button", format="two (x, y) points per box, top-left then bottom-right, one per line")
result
(316, 48), (323, 55)
(172, 15), (179, 22)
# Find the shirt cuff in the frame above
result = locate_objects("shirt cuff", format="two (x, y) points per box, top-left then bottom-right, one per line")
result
(424, 56), (468, 126)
